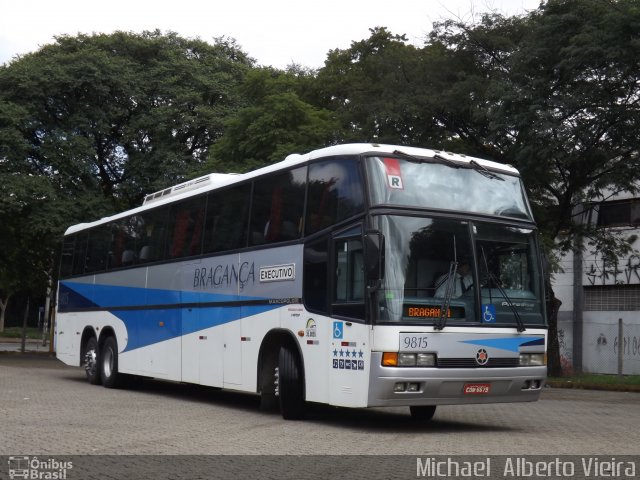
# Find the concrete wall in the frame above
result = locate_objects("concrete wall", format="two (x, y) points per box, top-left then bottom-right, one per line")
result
(552, 222), (640, 375)
(582, 313), (640, 375)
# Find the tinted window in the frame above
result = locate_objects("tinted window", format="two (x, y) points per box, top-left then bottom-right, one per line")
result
(107, 216), (144, 268)
(60, 235), (76, 278)
(332, 226), (365, 320)
(303, 236), (329, 313)
(203, 184), (250, 253)
(305, 158), (364, 235)
(86, 226), (110, 273)
(138, 208), (169, 263)
(335, 238), (364, 303)
(250, 167), (306, 245)
(367, 156), (531, 220)
(167, 198), (206, 259)
(71, 233), (88, 275)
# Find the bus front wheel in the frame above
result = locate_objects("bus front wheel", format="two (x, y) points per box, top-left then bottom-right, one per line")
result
(278, 345), (305, 420)
(410, 405), (436, 422)
(100, 336), (123, 388)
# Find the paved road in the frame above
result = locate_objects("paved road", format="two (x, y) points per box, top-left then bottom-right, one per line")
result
(1, 354), (639, 458)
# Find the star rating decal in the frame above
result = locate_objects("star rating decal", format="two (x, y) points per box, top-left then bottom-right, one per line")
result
(332, 347), (365, 370)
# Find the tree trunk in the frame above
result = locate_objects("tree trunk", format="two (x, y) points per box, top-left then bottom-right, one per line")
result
(545, 279), (563, 377)
(0, 294), (10, 333)
(20, 297), (30, 353)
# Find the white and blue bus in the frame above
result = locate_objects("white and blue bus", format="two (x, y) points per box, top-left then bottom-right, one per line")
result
(55, 143), (547, 420)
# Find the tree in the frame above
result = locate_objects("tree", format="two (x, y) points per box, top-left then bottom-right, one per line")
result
(0, 31), (254, 327)
(0, 31), (253, 211)
(313, 1), (640, 375)
(426, 0), (640, 374)
(427, 0), (640, 247)
(0, 174), (74, 332)
(209, 67), (339, 172)
(316, 27), (442, 146)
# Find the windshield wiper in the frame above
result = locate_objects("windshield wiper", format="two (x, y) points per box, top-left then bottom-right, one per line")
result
(394, 150), (503, 181)
(486, 271), (526, 332)
(435, 261), (458, 330)
(393, 149), (461, 169)
(432, 153), (462, 169)
(392, 149), (427, 164)
(469, 160), (505, 181)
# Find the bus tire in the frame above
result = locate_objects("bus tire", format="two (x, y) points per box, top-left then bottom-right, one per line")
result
(260, 392), (279, 412)
(278, 345), (305, 420)
(84, 336), (101, 385)
(410, 405), (436, 422)
(100, 336), (123, 388)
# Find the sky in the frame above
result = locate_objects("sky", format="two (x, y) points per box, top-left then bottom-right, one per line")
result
(0, 0), (541, 69)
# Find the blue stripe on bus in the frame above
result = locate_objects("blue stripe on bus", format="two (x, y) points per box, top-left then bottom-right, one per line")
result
(60, 281), (247, 309)
(519, 338), (545, 347)
(459, 336), (544, 353)
(115, 304), (278, 352)
(59, 281), (281, 352)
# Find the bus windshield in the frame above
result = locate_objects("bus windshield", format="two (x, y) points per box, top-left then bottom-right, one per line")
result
(373, 215), (545, 327)
(366, 155), (532, 220)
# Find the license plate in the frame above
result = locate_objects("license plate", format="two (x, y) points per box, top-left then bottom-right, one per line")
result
(463, 383), (491, 394)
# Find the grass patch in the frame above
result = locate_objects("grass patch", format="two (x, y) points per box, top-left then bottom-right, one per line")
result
(0, 327), (44, 339)
(547, 373), (640, 392)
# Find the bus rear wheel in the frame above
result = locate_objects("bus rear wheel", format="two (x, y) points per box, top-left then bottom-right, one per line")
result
(100, 336), (123, 388)
(84, 336), (101, 385)
(410, 405), (436, 422)
(278, 345), (305, 420)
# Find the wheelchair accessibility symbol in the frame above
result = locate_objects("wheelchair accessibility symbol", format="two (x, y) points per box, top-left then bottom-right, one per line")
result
(333, 321), (343, 339)
(482, 304), (496, 323)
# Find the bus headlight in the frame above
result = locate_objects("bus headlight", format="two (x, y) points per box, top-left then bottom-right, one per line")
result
(398, 353), (416, 366)
(417, 353), (436, 367)
(519, 353), (545, 366)
(382, 352), (436, 367)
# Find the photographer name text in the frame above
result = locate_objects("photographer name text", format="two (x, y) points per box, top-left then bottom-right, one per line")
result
(417, 457), (636, 478)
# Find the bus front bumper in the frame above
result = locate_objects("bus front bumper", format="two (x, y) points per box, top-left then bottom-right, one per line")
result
(367, 352), (546, 407)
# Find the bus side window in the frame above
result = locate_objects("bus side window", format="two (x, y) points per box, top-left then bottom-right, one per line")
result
(71, 233), (89, 276)
(203, 184), (250, 253)
(60, 235), (76, 278)
(167, 198), (205, 259)
(303, 236), (329, 314)
(332, 235), (365, 320)
(138, 207), (169, 264)
(250, 166), (306, 246)
(86, 226), (110, 273)
(305, 158), (364, 236)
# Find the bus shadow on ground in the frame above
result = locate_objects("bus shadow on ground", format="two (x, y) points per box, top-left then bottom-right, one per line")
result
(302, 404), (517, 433)
(63, 372), (518, 433)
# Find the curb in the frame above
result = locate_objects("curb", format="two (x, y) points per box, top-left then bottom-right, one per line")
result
(546, 380), (640, 393)
(0, 350), (54, 355)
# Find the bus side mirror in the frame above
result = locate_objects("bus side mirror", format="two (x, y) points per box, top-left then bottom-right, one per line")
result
(364, 231), (385, 283)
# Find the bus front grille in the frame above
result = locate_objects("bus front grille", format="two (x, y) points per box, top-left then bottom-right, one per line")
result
(436, 358), (520, 368)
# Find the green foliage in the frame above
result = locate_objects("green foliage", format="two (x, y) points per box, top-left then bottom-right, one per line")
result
(0, 30), (252, 209)
(209, 67), (338, 172)
(408, 0), (640, 263)
(0, 31), (253, 312)
(2, 3), (640, 331)
(547, 373), (640, 392)
(317, 27), (439, 146)
(1, 327), (42, 339)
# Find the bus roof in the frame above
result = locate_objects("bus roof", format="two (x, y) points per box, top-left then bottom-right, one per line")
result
(64, 143), (520, 235)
